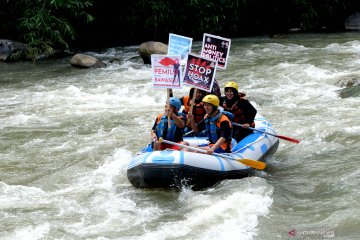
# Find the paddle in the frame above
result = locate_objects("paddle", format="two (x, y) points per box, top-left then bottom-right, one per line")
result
(159, 138), (266, 170)
(184, 130), (194, 136)
(232, 122), (300, 144)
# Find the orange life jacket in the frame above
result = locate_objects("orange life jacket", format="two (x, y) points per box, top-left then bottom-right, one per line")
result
(182, 95), (191, 113)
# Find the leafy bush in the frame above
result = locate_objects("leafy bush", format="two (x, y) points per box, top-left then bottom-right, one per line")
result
(2, 0), (94, 61)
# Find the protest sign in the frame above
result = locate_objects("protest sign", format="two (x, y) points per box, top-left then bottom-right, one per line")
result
(201, 33), (231, 69)
(183, 53), (217, 92)
(168, 33), (193, 65)
(151, 54), (182, 89)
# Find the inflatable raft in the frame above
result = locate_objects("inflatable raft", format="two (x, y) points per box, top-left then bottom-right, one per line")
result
(127, 113), (279, 190)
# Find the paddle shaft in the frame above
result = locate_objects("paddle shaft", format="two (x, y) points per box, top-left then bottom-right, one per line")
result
(159, 138), (266, 170)
(232, 122), (300, 143)
(184, 130), (194, 136)
(161, 138), (238, 159)
(161, 138), (207, 153)
(161, 138), (250, 161)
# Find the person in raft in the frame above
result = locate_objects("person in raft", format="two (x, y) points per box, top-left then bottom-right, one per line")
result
(220, 81), (257, 142)
(187, 94), (233, 155)
(179, 88), (207, 136)
(211, 78), (222, 98)
(150, 97), (186, 150)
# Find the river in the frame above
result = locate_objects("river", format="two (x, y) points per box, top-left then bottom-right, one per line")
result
(1, 32), (359, 240)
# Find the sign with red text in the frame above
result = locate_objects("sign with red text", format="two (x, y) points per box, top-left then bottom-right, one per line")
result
(151, 54), (182, 89)
(201, 33), (231, 69)
(183, 53), (217, 92)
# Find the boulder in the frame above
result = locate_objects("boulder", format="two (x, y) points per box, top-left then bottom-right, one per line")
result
(337, 76), (360, 87)
(0, 39), (27, 61)
(339, 85), (360, 98)
(345, 12), (360, 30)
(139, 41), (168, 64)
(70, 53), (106, 68)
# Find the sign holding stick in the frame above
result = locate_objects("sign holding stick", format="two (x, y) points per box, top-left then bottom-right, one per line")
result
(166, 88), (171, 128)
(201, 33), (231, 69)
(189, 88), (197, 114)
(186, 88), (198, 125)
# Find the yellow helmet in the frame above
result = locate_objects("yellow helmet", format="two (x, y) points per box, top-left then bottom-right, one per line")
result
(202, 94), (219, 107)
(224, 81), (239, 91)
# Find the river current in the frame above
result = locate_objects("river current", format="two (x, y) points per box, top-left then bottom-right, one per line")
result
(0, 32), (359, 239)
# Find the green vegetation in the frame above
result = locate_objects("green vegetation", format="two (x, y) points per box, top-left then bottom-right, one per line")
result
(20, 0), (93, 60)
(0, 0), (359, 60)
(114, 0), (357, 43)
(1, 0), (93, 61)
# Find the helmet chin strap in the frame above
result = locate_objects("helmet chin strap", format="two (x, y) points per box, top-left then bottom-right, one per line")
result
(210, 106), (218, 115)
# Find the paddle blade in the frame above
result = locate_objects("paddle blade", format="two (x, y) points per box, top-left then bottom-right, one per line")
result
(237, 158), (266, 170)
(276, 135), (300, 143)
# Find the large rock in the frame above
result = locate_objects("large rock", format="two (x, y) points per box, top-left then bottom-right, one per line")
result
(337, 76), (360, 87)
(70, 53), (106, 68)
(139, 41), (168, 64)
(345, 12), (360, 30)
(339, 85), (360, 98)
(0, 39), (27, 61)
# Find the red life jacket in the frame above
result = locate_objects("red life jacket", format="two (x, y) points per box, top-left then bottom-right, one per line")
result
(191, 102), (206, 124)
(222, 100), (245, 123)
(222, 93), (250, 124)
(183, 96), (206, 127)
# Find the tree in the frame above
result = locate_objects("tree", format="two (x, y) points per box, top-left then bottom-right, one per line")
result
(2, 0), (94, 61)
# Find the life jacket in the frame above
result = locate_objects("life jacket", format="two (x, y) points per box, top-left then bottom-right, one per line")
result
(185, 101), (206, 129)
(191, 102), (206, 123)
(183, 96), (205, 127)
(155, 112), (185, 142)
(222, 94), (253, 126)
(182, 95), (191, 113)
(204, 111), (232, 151)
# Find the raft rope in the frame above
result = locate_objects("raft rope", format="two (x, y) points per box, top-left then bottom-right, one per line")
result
(225, 118), (270, 156)
(161, 118), (272, 155)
